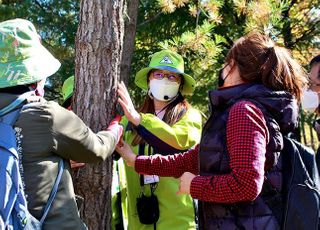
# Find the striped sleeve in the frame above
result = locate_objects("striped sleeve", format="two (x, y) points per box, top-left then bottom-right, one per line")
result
(136, 108), (202, 154)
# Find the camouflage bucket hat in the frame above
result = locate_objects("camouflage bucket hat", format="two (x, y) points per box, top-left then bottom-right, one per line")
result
(135, 50), (196, 95)
(62, 75), (74, 103)
(0, 18), (61, 88)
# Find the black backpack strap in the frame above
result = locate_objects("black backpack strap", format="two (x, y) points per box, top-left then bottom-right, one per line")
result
(260, 137), (286, 226)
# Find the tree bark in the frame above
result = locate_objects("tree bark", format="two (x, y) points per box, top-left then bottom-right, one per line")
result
(120, 0), (139, 84)
(73, 0), (124, 229)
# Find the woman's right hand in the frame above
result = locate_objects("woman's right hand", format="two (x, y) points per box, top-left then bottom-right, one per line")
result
(117, 81), (141, 126)
(116, 141), (137, 167)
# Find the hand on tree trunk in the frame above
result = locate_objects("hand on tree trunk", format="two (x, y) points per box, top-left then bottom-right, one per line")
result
(117, 81), (141, 126)
(107, 115), (124, 144)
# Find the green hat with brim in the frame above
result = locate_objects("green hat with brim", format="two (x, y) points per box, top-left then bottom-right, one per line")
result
(135, 50), (195, 95)
(0, 18), (61, 88)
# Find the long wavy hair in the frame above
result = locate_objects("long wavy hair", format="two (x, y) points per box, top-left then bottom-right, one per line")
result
(225, 32), (307, 101)
(131, 73), (190, 146)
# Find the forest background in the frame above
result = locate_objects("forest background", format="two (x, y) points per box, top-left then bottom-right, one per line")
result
(1, 0), (319, 130)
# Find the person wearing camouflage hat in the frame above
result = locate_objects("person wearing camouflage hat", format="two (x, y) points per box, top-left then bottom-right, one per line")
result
(115, 50), (202, 230)
(0, 20), (60, 89)
(0, 18), (123, 229)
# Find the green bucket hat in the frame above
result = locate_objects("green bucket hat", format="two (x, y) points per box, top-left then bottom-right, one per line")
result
(135, 50), (196, 95)
(62, 75), (74, 103)
(0, 18), (61, 88)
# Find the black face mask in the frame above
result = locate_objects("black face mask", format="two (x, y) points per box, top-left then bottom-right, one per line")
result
(218, 68), (225, 87)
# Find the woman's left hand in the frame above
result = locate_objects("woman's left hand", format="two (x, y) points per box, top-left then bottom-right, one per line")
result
(177, 172), (196, 195)
(117, 81), (141, 126)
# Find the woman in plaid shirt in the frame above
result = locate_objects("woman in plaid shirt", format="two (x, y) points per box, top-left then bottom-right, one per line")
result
(116, 32), (307, 230)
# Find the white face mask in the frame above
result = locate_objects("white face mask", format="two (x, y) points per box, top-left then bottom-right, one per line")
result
(301, 88), (319, 112)
(148, 78), (180, 101)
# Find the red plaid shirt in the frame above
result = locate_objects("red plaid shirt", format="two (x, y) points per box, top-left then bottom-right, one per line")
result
(135, 101), (269, 203)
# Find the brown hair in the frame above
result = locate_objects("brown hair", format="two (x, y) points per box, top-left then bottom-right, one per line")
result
(225, 32), (307, 101)
(131, 73), (190, 146)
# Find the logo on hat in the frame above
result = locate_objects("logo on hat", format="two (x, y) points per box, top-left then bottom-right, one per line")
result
(160, 56), (173, 64)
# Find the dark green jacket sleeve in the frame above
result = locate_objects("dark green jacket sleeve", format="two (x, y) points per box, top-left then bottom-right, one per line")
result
(18, 100), (117, 163)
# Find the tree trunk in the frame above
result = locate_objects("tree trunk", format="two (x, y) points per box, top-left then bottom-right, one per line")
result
(73, 0), (124, 229)
(120, 0), (139, 84)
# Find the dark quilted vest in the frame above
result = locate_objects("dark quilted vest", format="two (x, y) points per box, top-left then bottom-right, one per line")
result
(198, 83), (298, 230)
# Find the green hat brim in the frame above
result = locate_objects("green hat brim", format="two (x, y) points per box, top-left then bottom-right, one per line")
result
(0, 44), (61, 88)
(62, 76), (75, 102)
(135, 66), (196, 95)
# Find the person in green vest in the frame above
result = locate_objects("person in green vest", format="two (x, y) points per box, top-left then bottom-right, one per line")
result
(116, 50), (202, 229)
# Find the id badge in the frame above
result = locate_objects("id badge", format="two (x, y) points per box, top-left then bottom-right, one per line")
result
(144, 175), (159, 184)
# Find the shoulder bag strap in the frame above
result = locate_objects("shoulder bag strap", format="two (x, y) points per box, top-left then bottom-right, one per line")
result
(39, 158), (64, 225)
